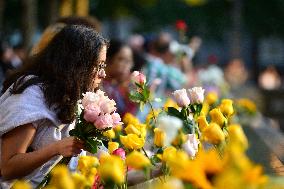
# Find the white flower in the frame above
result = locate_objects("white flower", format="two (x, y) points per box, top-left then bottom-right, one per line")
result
(172, 89), (190, 107)
(188, 87), (205, 104)
(156, 115), (183, 146)
(182, 134), (199, 157)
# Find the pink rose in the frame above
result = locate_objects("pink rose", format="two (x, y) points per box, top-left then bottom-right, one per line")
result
(94, 114), (113, 129)
(112, 148), (126, 160)
(131, 71), (146, 84)
(188, 87), (205, 104)
(172, 89), (190, 107)
(111, 113), (122, 126)
(100, 99), (116, 114)
(83, 104), (101, 123)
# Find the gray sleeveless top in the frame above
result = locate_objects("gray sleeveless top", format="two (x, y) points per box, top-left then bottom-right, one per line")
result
(0, 82), (72, 188)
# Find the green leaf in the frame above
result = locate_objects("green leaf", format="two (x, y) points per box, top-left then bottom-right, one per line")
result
(129, 92), (144, 102)
(167, 107), (183, 119)
(85, 138), (100, 154)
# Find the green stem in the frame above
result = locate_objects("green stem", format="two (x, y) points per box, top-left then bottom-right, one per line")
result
(148, 101), (157, 124)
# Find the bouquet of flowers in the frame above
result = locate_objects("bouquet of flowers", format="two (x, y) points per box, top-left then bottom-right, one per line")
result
(37, 89), (122, 188)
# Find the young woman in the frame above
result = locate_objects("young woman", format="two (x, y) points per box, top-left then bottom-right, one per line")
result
(0, 25), (108, 188)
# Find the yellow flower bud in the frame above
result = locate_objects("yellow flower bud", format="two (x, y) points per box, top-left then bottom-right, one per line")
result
(154, 128), (166, 147)
(171, 131), (187, 146)
(113, 124), (122, 132)
(49, 165), (75, 189)
(108, 141), (119, 154)
(197, 115), (209, 131)
(120, 134), (145, 150)
(200, 102), (209, 116)
(205, 92), (218, 105)
(203, 123), (225, 144)
(162, 146), (177, 162)
(123, 113), (140, 125)
(209, 108), (227, 127)
(219, 99), (234, 117)
(103, 129), (116, 139)
(126, 151), (151, 169)
(71, 173), (87, 189)
(99, 155), (125, 184)
(227, 124), (248, 150)
(125, 123), (147, 138)
(12, 181), (32, 189)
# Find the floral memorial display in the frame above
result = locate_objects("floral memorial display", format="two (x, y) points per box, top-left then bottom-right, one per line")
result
(12, 71), (284, 189)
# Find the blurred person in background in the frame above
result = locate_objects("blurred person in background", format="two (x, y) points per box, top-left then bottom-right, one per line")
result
(127, 34), (147, 72)
(258, 65), (281, 90)
(103, 39), (138, 117)
(224, 58), (249, 90)
(0, 41), (23, 91)
(143, 32), (187, 98)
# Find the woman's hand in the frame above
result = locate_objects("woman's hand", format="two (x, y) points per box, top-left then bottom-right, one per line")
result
(54, 137), (85, 157)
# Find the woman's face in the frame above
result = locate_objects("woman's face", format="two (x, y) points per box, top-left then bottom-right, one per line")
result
(106, 46), (133, 82)
(91, 45), (107, 90)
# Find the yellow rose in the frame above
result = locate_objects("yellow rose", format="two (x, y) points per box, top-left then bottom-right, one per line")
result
(227, 124), (248, 150)
(98, 155), (125, 184)
(203, 123), (225, 144)
(171, 131), (187, 146)
(205, 92), (218, 105)
(71, 173), (87, 189)
(209, 108), (227, 127)
(113, 124), (122, 132)
(125, 123), (147, 138)
(108, 141), (119, 154)
(161, 146), (177, 162)
(197, 115), (209, 131)
(123, 113), (140, 125)
(219, 99), (234, 117)
(12, 181), (32, 189)
(163, 98), (179, 111)
(49, 165), (75, 189)
(126, 151), (151, 169)
(236, 98), (257, 113)
(103, 129), (116, 139)
(120, 134), (145, 150)
(200, 102), (209, 116)
(154, 128), (166, 147)
(77, 156), (99, 176)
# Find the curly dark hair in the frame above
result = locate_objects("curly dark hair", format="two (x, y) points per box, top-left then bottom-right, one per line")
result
(2, 25), (108, 124)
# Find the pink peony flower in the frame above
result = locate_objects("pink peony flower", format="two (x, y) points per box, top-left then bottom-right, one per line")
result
(131, 71), (146, 84)
(182, 134), (199, 157)
(94, 114), (113, 129)
(82, 92), (99, 108)
(112, 148), (126, 160)
(100, 99), (116, 114)
(188, 87), (205, 104)
(111, 113), (122, 127)
(83, 104), (101, 123)
(172, 89), (191, 107)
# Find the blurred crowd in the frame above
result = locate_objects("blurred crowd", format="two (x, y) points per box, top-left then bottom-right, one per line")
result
(1, 16), (283, 120)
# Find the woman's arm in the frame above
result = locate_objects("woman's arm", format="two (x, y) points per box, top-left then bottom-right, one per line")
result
(1, 124), (84, 180)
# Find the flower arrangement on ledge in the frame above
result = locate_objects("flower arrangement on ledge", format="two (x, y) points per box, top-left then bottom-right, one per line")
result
(13, 71), (283, 189)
